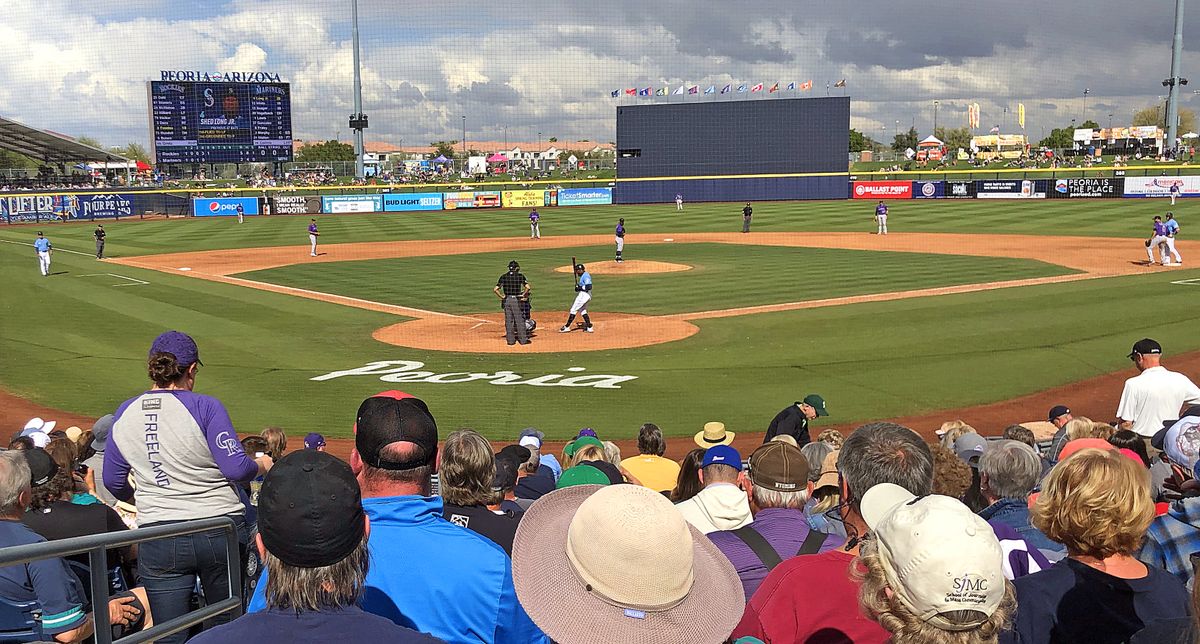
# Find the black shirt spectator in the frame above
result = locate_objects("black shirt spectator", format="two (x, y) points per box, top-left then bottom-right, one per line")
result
(765, 404), (810, 445)
(514, 465), (555, 501)
(22, 501), (129, 567)
(442, 504), (520, 555)
(496, 271), (527, 297)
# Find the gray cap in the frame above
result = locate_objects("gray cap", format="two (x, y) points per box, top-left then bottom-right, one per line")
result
(91, 414), (115, 451)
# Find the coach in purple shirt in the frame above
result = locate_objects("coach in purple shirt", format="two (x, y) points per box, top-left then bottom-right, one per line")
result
(105, 331), (273, 644)
(706, 441), (845, 600)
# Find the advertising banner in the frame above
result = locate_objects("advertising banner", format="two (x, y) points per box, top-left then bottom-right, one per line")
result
(74, 193), (136, 219)
(1050, 177), (1124, 199)
(851, 181), (913, 199)
(911, 181), (944, 199)
(321, 194), (383, 213)
(945, 181), (976, 199)
(271, 195), (322, 214)
(502, 190), (552, 208)
(383, 192), (443, 212)
(443, 191), (502, 209)
(1123, 175), (1200, 198)
(557, 187), (614, 206)
(974, 179), (1047, 199)
(1, 195), (76, 222)
(193, 197), (260, 216)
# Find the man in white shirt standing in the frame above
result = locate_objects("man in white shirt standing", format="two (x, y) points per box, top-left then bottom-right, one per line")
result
(1117, 338), (1200, 444)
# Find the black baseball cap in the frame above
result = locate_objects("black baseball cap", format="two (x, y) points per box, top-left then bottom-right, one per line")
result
(1048, 405), (1071, 422)
(353, 391), (438, 470)
(498, 444), (531, 465)
(258, 450), (365, 568)
(1128, 338), (1162, 358)
(492, 453), (521, 492)
(579, 459), (624, 485)
(23, 449), (58, 487)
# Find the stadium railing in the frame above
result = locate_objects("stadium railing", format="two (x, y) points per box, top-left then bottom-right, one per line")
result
(0, 516), (242, 644)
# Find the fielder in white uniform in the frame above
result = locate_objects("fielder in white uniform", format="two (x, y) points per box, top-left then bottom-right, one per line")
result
(33, 232), (52, 276)
(675, 194), (683, 211)
(559, 264), (594, 333)
(1165, 212), (1183, 265)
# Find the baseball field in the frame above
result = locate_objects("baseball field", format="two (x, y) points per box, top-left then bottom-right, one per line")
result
(0, 198), (1197, 443)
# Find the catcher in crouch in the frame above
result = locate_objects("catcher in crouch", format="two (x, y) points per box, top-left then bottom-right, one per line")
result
(559, 263), (594, 333)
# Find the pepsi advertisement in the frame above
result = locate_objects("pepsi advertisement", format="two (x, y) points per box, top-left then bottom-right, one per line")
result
(193, 197), (260, 217)
(383, 192), (444, 212)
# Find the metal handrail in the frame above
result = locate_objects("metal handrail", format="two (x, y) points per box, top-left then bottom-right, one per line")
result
(0, 516), (242, 644)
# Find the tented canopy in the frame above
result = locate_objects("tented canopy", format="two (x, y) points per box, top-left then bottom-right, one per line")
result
(487, 153), (508, 162)
(432, 154), (450, 163)
(918, 135), (943, 146)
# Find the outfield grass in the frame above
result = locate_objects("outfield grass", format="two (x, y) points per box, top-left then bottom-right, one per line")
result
(0, 199), (1194, 440)
(236, 243), (1076, 316)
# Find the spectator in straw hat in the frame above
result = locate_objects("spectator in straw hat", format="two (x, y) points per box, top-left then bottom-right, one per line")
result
(694, 421), (734, 449)
(708, 441), (844, 599)
(675, 445), (752, 535)
(511, 484), (744, 644)
(856, 483), (1016, 642)
(191, 450), (441, 643)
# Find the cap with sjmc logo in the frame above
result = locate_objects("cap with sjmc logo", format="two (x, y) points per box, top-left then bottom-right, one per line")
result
(1128, 338), (1162, 359)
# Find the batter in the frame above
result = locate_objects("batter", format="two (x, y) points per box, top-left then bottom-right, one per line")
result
(559, 264), (594, 333)
(614, 218), (625, 263)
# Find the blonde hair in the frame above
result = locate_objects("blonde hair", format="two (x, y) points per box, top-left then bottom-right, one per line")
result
(811, 487), (840, 515)
(1062, 416), (1114, 442)
(817, 429), (844, 449)
(771, 435), (799, 448)
(856, 536), (1015, 644)
(261, 427), (288, 460)
(938, 420), (977, 450)
(1032, 447), (1154, 558)
(568, 444), (606, 468)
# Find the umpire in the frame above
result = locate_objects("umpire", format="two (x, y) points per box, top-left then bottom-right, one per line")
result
(494, 260), (531, 345)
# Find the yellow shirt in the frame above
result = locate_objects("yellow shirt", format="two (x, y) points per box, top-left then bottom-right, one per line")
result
(620, 454), (682, 493)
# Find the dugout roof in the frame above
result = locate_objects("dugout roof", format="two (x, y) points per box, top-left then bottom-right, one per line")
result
(0, 115), (130, 164)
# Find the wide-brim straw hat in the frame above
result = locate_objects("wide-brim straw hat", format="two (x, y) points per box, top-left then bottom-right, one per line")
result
(693, 421), (735, 448)
(512, 484), (743, 644)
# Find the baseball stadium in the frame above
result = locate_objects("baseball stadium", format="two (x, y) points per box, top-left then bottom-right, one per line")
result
(2, 2), (1200, 643)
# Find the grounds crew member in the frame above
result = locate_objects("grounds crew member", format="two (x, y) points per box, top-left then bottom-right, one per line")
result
(494, 260), (531, 345)
(764, 395), (828, 446)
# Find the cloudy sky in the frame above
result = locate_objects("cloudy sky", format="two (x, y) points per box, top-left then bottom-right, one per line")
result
(1, 0), (1198, 151)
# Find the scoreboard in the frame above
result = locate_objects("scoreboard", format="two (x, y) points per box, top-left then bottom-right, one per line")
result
(148, 81), (293, 164)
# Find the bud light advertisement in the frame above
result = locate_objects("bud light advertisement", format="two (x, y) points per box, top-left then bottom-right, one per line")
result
(382, 192), (444, 212)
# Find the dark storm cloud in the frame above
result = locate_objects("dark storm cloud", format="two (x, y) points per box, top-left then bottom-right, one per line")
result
(455, 80), (522, 106)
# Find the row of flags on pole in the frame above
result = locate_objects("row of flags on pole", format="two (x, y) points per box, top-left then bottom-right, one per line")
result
(970, 102), (1027, 132)
(611, 79), (846, 98)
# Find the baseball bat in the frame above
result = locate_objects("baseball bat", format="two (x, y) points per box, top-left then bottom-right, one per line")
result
(571, 255), (577, 286)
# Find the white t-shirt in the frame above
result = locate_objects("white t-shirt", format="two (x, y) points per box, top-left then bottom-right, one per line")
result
(1116, 366), (1200, 437)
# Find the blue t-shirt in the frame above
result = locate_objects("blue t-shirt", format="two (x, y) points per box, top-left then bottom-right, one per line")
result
(33, 238), (51, 252)
(578, 272), (592, 291)
(190, 606), (443, 644)
(1166, 219), (1180, 235)
(0, 520), (88, 636)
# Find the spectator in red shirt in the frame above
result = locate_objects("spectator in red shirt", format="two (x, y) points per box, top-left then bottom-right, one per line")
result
(730, 422), (933, 643)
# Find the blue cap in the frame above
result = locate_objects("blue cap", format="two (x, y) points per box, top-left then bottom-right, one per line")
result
(702, 445), (742, 469)
(304, 432), (326, 449)
(149, 330), (202, 367)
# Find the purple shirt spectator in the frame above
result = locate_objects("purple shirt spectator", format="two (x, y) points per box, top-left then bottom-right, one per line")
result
(707, 507), (845, 600)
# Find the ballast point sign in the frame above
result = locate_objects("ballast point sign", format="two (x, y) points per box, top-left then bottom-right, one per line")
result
(312, 360), (638, 389)
(851, 181), (913, 199)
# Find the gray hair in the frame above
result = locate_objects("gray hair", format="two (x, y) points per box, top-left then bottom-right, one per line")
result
(602, 441), (622, 466)
(979, 440), (1042, 500)
(800, 441), (835, 483)
(439, 429), (495, 507)
(839, 422), (933, 508)
(751, 484), (809, 510)
(263, 538), (369, 612)
(0, 452), (30, 515)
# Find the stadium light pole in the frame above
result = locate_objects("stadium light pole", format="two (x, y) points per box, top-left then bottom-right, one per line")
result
(1083, 88), (1090, 123)
(1166, 0), (1187, 149)
(350, 0), (367, 179)
(462, 115), (466, 162)
(934, 100), (939, 132)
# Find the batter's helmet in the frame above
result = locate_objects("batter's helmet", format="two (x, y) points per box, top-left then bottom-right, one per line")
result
(574, 263), (585, 271)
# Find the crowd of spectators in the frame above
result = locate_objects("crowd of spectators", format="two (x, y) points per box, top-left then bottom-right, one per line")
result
(3, 332), (1200, 643)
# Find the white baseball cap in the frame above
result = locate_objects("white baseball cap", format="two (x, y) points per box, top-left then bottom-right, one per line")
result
(519, 435), (542, 450)
(22, 417), (56, 434)
(1161, 416), (1200, 470)
(861, 483), (1006, 631)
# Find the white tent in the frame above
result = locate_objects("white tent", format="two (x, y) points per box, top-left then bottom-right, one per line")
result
(919, 135), (944, 145)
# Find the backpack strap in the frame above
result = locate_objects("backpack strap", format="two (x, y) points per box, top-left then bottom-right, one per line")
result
(796, 527), (829, 556)
(730, 525), (784, 571)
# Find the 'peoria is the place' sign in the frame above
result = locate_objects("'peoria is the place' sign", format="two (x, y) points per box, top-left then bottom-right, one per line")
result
(312, 360), (638, 389)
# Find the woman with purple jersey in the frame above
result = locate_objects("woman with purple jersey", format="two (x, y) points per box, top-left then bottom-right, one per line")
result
(105, 331), (273, 644)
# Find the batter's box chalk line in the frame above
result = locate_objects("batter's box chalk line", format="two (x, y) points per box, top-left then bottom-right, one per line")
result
(1170, 278), (1200, 285)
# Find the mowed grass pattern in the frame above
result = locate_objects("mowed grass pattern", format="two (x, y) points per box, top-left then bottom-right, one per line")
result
(234, 243), (1077, 315)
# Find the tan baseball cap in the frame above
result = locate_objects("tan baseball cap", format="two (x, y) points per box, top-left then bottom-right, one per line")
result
(861, 483), (1006, 630)
(747, 441), (809, 492)
(814, 450), (840, 491)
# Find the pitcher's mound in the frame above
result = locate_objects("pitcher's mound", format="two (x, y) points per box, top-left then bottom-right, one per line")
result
(554, 260), (693, 275)
(372, 311), (698, 353)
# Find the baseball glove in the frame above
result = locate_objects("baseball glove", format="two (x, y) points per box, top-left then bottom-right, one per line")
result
(1145, 239), (1153, 247)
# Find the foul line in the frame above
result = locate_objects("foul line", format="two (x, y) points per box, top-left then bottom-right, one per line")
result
(0, 239), (98, 257)
(78, 273), (149, 287)
(1172, 278), (1200, 285)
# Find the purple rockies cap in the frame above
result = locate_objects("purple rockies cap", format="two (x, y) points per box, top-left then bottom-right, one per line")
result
(149, 330), (203, 367)
(304, 433), (326, 449)
(577, 428), (598, 438)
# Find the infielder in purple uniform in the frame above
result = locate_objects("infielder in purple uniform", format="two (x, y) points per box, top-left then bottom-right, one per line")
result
(529, 208), (541, 239)
(1148, 216), (1170, 265)
(615, 218), (625, 263)
(875, 201), (889, 235)
(308, 219), (319, 257)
